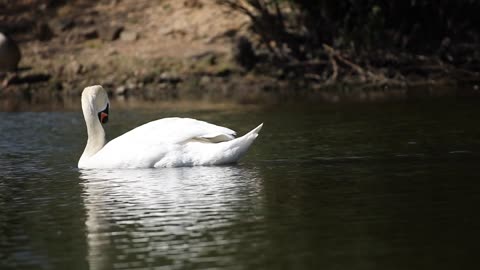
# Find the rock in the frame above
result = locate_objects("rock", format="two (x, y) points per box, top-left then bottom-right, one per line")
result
(115, 85), (127, 96)
(98, 25), (124, 41)
(233, 36), (257, 70)
(126, 82), (137, 91)
(0, 32), (21, 72)
(159, 72), (181, 83)
(120, 31), (138, 41)
(199, 75), (211, 85)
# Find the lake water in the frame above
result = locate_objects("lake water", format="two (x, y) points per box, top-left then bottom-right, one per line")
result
(1, 99), (480, 269)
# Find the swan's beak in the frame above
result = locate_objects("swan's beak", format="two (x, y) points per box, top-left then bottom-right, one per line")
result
(100, 112), (108, 124)
(98, 104), (109, 124)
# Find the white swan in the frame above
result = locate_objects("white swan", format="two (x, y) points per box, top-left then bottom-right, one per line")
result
(78, 85), (263, 169)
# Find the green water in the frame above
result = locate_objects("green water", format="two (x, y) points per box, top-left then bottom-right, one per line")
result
(1, 99), (480, 269)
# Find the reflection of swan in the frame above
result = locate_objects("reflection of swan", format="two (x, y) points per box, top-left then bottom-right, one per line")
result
(78, 85), (263, 169)
(80, 166), (263, 269)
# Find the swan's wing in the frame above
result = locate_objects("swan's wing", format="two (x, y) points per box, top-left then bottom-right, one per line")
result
(91, 118), (237, 168)
(113, 117), (236, 144)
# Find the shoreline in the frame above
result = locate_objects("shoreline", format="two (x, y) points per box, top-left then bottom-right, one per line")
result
(2, 80), (480, 112)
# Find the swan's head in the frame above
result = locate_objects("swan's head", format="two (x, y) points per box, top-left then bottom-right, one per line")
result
(81, 85), (110, 124)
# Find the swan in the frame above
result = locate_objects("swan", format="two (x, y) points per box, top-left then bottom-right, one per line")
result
(78, 85), (263, 168)
(0, 32), (21, 72)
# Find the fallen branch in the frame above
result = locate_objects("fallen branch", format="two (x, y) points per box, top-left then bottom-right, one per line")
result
(322, 44), (391, 83)
(323, 44), (366, 81)
(324, 46), (338, 83)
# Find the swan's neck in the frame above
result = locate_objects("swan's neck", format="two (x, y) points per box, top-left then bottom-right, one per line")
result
(80, 98), (106, 163)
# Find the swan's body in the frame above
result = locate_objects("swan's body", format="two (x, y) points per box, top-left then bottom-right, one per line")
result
(0, 32), (21, 72)
(78, 85), (262, 169)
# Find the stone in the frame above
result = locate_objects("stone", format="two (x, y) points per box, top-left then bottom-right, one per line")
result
(98, 25), (124, 41)
(199, 75), (211, 85)
(120, 31), (138, 41)
(115, 85), (127, 95)
(126, 82), (137, 91)
(159, 72), (181, 83)
(0, 32), (21, 72)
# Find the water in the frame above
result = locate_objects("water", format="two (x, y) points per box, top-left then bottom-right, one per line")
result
(1, 99), (480, 269)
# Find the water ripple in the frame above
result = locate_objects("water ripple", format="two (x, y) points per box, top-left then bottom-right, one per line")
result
(79, 166), (265, 270)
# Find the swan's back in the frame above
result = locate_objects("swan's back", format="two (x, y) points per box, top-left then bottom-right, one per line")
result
(115, 117), (236, 144)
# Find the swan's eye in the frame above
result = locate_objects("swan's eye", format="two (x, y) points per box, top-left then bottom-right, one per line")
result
(98, 104), (109, 124)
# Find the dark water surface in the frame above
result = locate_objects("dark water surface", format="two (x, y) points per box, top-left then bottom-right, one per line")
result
(1, 99), (480, 270)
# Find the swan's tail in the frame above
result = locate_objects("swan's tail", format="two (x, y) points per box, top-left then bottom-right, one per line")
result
(247, 123), (264, 136)
(214, 123), (263, 164)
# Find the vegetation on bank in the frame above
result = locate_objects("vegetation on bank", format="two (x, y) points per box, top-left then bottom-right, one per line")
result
(219, 0), (480, 84)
